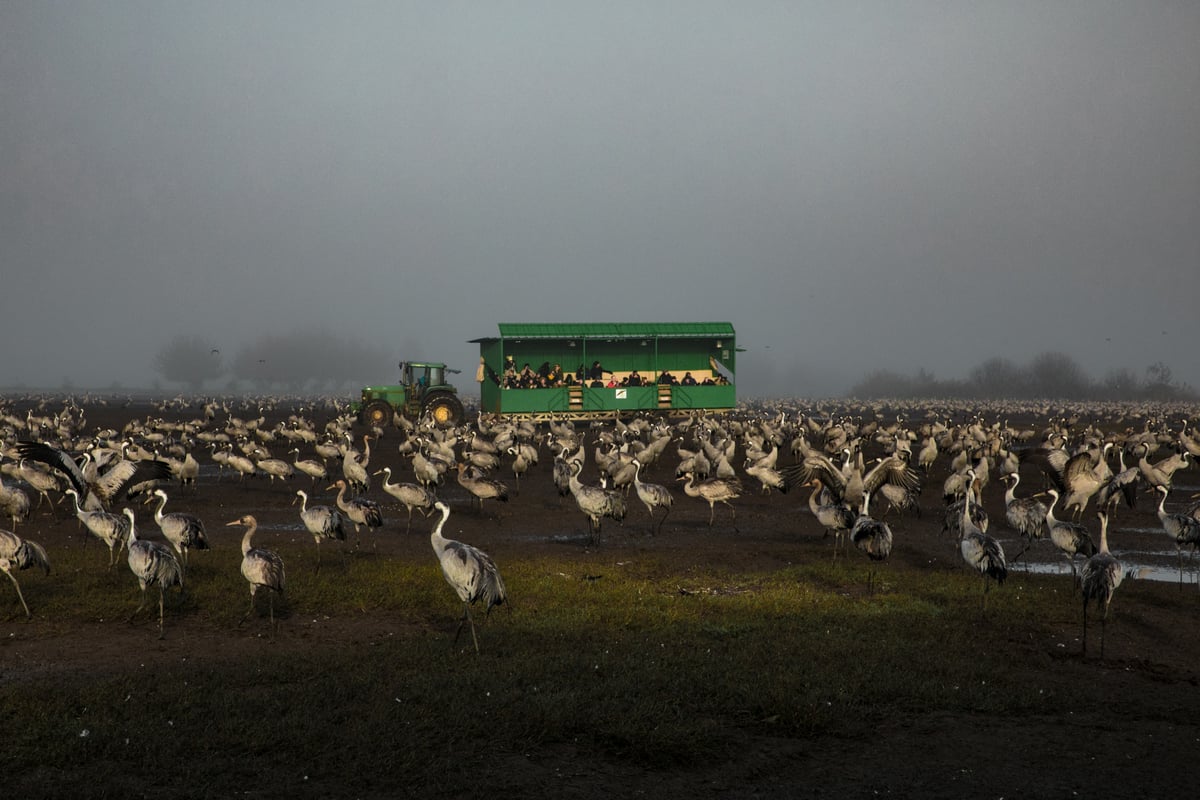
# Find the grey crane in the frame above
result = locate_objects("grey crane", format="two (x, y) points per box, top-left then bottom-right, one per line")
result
(678, 471), (742, 531)
(1137, 444), (1189, 492)
(1081, 511), (1124, 659)
(0, 474), (31, 531)
(1095, 446), (1138, 516)
(631, 458), (672, 534)
(252, 449), (295, 483)
(340, 433), (371, 493)
(1153, 485), (1200, 590)
(125, 508), (183, 638)
(1000, 472), (1048, 567)
(1059, 442), (1113, 520)
(805, 478), (856, 560)
(505, 446), (533, 493)
(957, 476), (1007, 610)
(375, 466), (436, 533)
(1043, 489), (1097, 584)
(744, 459), (786, 495)
(147, 488), (209, 568)
(289, 448), (328, 487)
(0, 527), (50, 619)
(429, 501), (507, 653)
(226, 514), (286, 631)
(294, 489), (346, 571)
(568, 460), (627, 544)
(16, 458), (63, 512)
(327, 479), (384, 550)
(15, 440), (173, 510)
(455, 462), (510, 515)
(850, 492), (893, 595)
(64, 488), (129, 569)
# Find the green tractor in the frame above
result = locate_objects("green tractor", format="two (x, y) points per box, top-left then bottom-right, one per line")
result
(356, 361), (464, 428)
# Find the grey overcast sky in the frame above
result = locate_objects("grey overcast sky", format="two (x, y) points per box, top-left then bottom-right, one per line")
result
(2, 1), (1197, 396)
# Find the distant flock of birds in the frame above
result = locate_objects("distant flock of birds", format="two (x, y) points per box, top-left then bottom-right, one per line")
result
(3, 393), (1200, 657)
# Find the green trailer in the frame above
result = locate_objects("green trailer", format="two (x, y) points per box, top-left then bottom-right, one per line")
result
(470, 322), (738, 420)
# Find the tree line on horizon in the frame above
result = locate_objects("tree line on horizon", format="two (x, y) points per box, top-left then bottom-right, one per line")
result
(848, 351), (1195, 402)
(152, 332), (393, 393)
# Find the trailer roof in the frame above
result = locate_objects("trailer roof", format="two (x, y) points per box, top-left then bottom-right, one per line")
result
(471, 322), (734, 342)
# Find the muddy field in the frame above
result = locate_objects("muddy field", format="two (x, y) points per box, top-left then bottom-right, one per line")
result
(3, 393), (1200, 798)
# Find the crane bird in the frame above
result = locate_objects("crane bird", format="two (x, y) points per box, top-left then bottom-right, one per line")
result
(429, 501), (507, 653)
(0, 527), (50, 619)
(327, 479), (384, 550)
(341, 433), (371, 493)
(294, 489), (346, 572)
(1081, 511), (1124, 659)
(567, 460), (627, 544)
(631, 457), (673, 534)
(16, 458), (64, 513)
(455, 462), (510, 515)
(375, 467), (436, 533)
(252, 449), (295, 484)
(1000, 472), (1047, 568)
(678, 471), (742, 531)
(125, 508), (183, 638)
(147, 488), (209, 569)
(957, 475), (1007, 610)
(805, 478), (856, 561)
(850, 492), (893, 594)
(1043, 489), (1097, 585)
(289, 448), (328, 487)
(1152, 485), (1200, 591)
(226, 514), (286, 631)
(0, 474), (31, 531)
(15, 440), (173, 511)
(64, 488), (130, 569)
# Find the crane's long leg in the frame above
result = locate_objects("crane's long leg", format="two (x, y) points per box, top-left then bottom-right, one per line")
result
(157, 586), (166, 639)
(128, 587), (148, 623)
(2, 567), (32, 619)
(1099, 604), (1107, 660)
(239, 589), (256, 626)
(1081, 596), (1089, 658)
(453, 603), (480, 654)
(1177, 546), (1184, 592)
(654, 504), (670, 535)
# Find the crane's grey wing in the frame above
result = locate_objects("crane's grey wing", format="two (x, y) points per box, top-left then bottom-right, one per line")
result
(15, 440), (87, 494)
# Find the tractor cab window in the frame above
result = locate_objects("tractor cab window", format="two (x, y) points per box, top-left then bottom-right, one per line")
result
(417, 367), (430, 389)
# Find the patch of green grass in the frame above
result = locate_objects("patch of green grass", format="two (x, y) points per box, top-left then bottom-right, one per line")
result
(3, 551), (1092, 796)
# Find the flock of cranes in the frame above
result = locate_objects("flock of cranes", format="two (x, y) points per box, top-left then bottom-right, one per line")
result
(3, 392), (1200, 659)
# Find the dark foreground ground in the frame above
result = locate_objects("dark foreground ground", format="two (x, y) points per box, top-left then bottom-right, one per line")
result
(3, 394), (1199, 798)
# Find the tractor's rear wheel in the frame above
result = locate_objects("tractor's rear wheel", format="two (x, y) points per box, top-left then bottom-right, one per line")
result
(361, 400), (394, 427)
(423, 392), (464, 428)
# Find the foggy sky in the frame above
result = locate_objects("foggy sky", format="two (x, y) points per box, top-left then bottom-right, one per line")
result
(2, 1), (1197, 397)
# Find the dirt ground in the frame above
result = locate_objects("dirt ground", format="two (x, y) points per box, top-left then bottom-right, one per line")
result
(3, 394), (1200, 798)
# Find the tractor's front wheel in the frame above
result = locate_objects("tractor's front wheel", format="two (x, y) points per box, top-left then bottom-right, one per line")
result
(361, 400), (394, 427)
(423, 392), (464, 428)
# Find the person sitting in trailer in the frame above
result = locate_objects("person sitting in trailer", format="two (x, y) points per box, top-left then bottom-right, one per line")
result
(605, 376), (619, 388)
(681, 371), (697, 385)
(549, 363), (564, 385)
(657, 371), (676, 385)
(627, 370), (643, 386)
